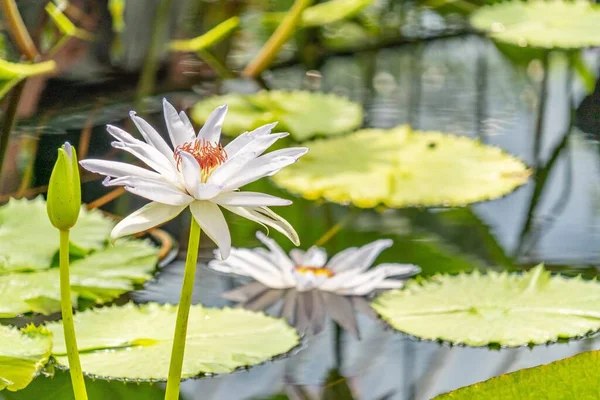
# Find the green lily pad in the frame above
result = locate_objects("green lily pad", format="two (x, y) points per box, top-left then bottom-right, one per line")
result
(0, 58), (56, 100)
(170, 17), (240, 52)
(434, 350), (600, 399)
(0, 240), (158, 317)
(372, 265), (600, 347)
(0, 325), (52, 391)
(0, 197), (113, 273)
(191, 91), (363, 141)
(470, 1), (600, 50)
(47, 303), (299, 380)
(273, 126), (530, 208)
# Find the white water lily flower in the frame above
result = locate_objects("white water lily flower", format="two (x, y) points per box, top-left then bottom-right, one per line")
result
(209, 232), (421, 296)
(80, 99), (307, 259)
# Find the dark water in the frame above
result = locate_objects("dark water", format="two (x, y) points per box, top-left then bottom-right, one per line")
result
(2, 1), (600, 399)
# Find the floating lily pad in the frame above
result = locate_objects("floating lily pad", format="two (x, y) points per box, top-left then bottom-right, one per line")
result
(0, 59), (56, 100)
(434, 350), (600, 399)
(273, 126), (530, 208)
(47, 303), (299, 380)
(0, 197), (113, 273)
(191, 91), (363, 141)
(0, 240), (158, 317)
(372, 265), (600, 347)
(470, 1), (600, 50)
(0, 325), (52, 391)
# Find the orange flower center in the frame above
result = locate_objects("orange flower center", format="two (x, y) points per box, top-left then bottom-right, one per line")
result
(295, 266), (334, 277)
(174, 140), (227, 182)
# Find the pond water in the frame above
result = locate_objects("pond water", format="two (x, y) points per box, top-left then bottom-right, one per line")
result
(1, 0), (600, 399)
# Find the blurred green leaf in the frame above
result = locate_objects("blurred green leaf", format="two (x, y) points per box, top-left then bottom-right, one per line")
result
(373, 265), (600, 347)
(573, 52), (596, 95)
(45, 2), (94, 41)
(301, 0), (372, 27)
(434, 350), (600, 399)
(0, 325), (52, 392)
(108, 0), (126, 33)
(0, 59), (56, 100)
(170, 17), (240, 52)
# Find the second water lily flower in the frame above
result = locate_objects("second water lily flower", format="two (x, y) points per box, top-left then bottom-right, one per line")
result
(80, 99), (307, 258)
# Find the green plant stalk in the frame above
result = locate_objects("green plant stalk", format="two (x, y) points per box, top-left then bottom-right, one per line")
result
(59, 229), (88, 400)
(137, 0), (176, 105)
(0, 80), (25, 190)
(242, 0), (313, 78)
(0, 0), (39, 60)
(165, 217), (202, 400)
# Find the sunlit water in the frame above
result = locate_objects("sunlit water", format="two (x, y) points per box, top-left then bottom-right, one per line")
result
(2, 2), (600, 399)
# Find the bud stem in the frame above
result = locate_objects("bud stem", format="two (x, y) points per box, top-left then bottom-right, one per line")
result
(165, 216), (202, 400)
(59, 229), (88, 400)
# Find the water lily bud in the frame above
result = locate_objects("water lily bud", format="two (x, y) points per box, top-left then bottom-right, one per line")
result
(47, 142), (81, 230)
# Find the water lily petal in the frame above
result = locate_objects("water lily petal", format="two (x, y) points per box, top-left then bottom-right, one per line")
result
(178, 151), (202, 198)
(209, 250), (292, 288)
(106, 125), (138, 145)
(289, 249), (306, 266)
(197, 105), (227, 143)
(325, 246), (357, 271)
(111, 202), (186, 240)
(224, 122), (277, 157)
(299, 246), (328, 268)
(212, 191), (292, 207)
(327, 239), (393, 274)
(179, 111), (195, 137)
(130, 112), (175, 162)
(254, 231), (296, 280)
(189, 201), (231, 259)
(79, 159), (162, 181)
(105, 176), (193, 206)
(221, 152), (306, 191)
(112, 141), (179, 184)
(163, 99), (195, 148)
(328, 264), (419, 296)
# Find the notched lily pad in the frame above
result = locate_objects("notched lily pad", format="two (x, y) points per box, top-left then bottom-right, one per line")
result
(372, 265), (600, 347)
(0, 197), (113, 272)
(47, 303), (300, 380)
(191, 91), (363, 141)
(470, 1), (600, 50)
(273, 126), (530, 208)
(0, 325), (52, 391)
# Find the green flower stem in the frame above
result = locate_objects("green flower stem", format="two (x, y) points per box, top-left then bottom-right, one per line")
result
(165, 217), (202, 400)
(0, 0), (39, 60)
(59, 229), (88, 400)
(242, 0), (313, 78)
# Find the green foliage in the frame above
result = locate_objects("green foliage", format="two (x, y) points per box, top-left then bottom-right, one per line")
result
(301, 0), (372, 27)
(170, 17), (240, 52)
(434, 350), (600, 399)
(273, 126), (530, 208)
(45, 2), (94, 41)
(0, 59), (56, 100)
(372, 265), (600, 347)
(470, 1), (600, 49)
(191, 91), (363, 141)
(0, 240), (158, 317)
(0, 325), (52, 392)
(0, 197), (112, 273)
(47, 303), (299, 380)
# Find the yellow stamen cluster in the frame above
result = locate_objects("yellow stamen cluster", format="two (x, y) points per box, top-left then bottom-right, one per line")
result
(174, 139), (227, 182)
(295, 266), (334, 277)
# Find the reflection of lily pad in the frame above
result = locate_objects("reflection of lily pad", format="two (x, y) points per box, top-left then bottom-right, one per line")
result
(273, 126), (530, 208)
(0, 325), (52, 391)
(470, 1), (600, 49)
(434, 350), (600, 399)
(0, 197), (113, 273)
(48, 303), (299, 380)
(0, 240), (158, 317)
(191, 91), (363, 141)
(372, 265), (600, 347)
